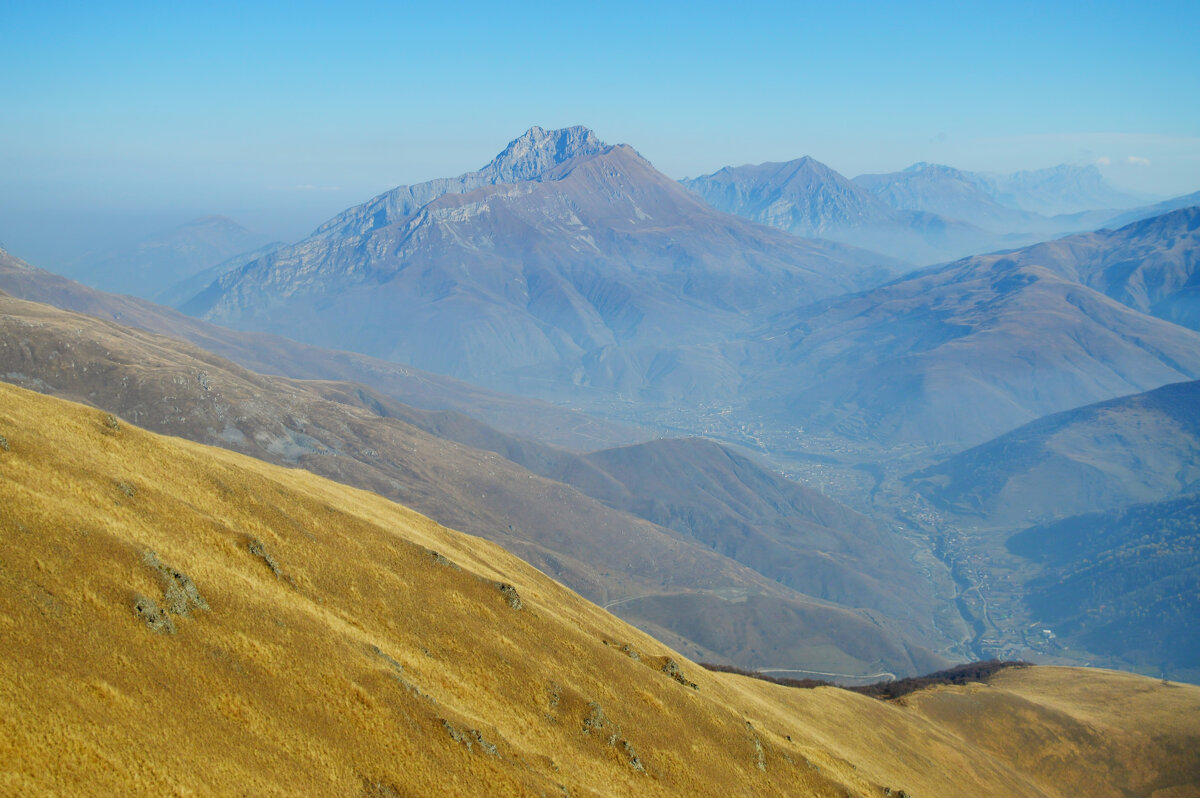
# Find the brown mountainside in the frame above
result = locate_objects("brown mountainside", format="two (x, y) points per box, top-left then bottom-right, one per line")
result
(2, 383), (1198, 796)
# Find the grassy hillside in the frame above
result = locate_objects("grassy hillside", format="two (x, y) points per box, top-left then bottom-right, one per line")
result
(2, 383), (1199, 795)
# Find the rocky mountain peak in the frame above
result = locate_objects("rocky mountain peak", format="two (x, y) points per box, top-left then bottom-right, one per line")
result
(485, 125), (607, 183)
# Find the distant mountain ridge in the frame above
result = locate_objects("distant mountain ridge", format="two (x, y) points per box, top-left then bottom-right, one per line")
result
(973, 163), (1157, 216)
(855, 162), (1153, 224)
(681, 157), (992, 263)
(683, 156), (1168, 264)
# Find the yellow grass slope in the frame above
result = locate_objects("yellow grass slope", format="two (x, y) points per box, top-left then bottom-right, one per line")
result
(0, 382), (1197, 797)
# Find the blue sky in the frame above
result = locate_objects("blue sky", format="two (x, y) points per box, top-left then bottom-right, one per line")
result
(3, 0), (1199, 265)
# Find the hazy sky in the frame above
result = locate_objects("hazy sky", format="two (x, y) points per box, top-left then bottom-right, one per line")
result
(4, 0), (1199, 266)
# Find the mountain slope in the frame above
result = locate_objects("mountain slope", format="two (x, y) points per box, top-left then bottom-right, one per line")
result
(951, 206), (1200, 331)
(738, 211), (1200, 450)
(59, 215), (273, 299)
(1103, 190), (1200, 229)
(909, 379), (1200, 526)
(366, 406), (936, 628)
(3, 382), (1198, 796)
(0, 291), (953, 675)
(1007, 493), (1200, 679)
(571, 437), (916, 613)
(156, 239), (284, 308)
(182, 128), (897, 397)
(681, 157), (990, 263)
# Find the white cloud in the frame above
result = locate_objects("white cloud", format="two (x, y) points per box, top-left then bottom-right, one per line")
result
(1127, 155), (1151, 166)
(1095, 155), (1112, 166)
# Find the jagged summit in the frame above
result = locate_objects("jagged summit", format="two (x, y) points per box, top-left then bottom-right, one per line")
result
(484, 125), (606, 183)
(309, 125), (611, 239)
(898, 162), (972, 179)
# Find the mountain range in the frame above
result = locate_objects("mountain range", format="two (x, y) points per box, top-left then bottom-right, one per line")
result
(162, 128), (1200, 453)
(5, 118), (1200, 790)
(181, 127), (899, 397)
(680, 157), (992, 263)
(853, 162), (1054, 234)
(684, 157), (1163, 265)
(971, 163), (1158, 216)
(856, 162), (1154, 222)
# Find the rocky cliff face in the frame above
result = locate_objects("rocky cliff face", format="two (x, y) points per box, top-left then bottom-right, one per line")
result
(310, 125), (607, 239)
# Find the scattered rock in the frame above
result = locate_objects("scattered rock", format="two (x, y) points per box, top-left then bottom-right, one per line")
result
(370, 645), (434, 702)
(442, 719), (469, 749)
(428, 550), (460, 570)
(196, 371), (211, 391)
(497, 582), (523, 610)
(747, 721), (766, 772)
(441, 719), (497, 756)
(248, 537), (282, 578)
(104, 413), (120, 431)
(0, 435), (9, 452)
(582, 702), (607, 733)
(133, 594), (176, 634)
(547, 681), (561, 709)
(661, 658), (698, 689)
(471, 729), (498, 757)
(360, 777), (401, 798)
(623, 739), (645, 773)
(143, 550), (208, 616)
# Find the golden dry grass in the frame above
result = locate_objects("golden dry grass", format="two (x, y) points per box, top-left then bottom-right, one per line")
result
(1, 382), (1197, 796)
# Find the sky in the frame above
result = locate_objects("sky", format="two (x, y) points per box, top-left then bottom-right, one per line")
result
(3, 0), (1199, 267)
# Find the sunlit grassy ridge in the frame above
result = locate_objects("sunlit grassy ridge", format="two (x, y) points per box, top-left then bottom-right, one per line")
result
(1, 383), (1197, 796)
